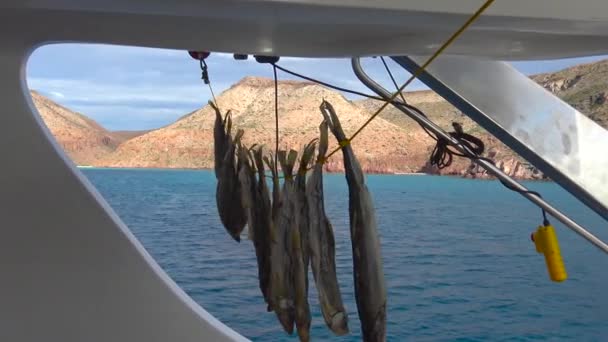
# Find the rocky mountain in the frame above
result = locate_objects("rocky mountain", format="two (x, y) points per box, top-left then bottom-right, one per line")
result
(111, 130), (151, 143)
(34, 58), (608, 179)
(33, 91), (152, 166)
(32, 91), (121, 166)
(355, 59), (608, 179)
(100, 77), (426, 173)
(532, 59), (608, 130)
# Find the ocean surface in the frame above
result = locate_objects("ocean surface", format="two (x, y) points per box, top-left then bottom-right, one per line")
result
(83, 168), (608, 341)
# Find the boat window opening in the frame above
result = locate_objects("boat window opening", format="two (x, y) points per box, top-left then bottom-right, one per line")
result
(23, 38), (608, 341)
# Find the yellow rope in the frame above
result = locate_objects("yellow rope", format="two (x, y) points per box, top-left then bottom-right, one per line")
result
(319, 0), (495, 164)
(339, 139), (351, 148)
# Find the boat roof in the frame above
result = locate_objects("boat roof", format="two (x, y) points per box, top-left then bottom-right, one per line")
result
(3, 0), (608, 59)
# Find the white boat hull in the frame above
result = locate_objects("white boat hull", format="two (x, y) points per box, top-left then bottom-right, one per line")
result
(3, 0), (608, 59)
(0, 40), (247, 342)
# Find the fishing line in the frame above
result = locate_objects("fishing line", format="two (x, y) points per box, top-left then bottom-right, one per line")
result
(501, 182), (550, 225)
(273, 64), (391, 101)
(275, 63), (450, 131)
(379, 57), (408, 105)
(273, 64), (280, 176)
(274, 62), (485, 172)
(378, 56), (438, 141)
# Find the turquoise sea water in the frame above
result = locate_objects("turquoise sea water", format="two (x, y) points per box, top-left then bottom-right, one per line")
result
(83, 169), (608, 341)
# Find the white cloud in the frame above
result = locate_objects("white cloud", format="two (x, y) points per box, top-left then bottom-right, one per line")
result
(49, 91), (65, 98)
(27, 77), (219, 106)
(27, 76), (219, 130)
(75, 104), (191, 130)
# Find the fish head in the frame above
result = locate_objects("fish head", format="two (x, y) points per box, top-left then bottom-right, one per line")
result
(319, 100), (347, 142)
(274, 299), (295, 334)
(329, 311), (349, 336)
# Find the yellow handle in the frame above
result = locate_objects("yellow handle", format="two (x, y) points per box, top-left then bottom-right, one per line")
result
(532, 224), (567, 282)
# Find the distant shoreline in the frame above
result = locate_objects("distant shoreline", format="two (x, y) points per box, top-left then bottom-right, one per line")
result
(76, 165), (551, 182)
(77, 165), (207, 172)
(76, 165), (431, 175)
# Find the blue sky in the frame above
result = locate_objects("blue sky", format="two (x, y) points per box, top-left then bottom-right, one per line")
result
(26, 44), (608, 131)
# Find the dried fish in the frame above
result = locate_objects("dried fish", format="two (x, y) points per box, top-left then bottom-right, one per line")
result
(264, 153), (281, 224)
(237, 144), (256, 241)
(306, 121), (349, 335)
(321, 101), (386, 342)
(251, 146), (273, 308)
(296, 140), (317, 283)
(265, 151), (295, 334)
(282, 150), (312, 342)
(211, 101), (229, 177)
(212, 101), (247, 242)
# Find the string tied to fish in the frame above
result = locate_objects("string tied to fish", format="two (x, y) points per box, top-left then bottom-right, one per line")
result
(338, 139), (351, 148)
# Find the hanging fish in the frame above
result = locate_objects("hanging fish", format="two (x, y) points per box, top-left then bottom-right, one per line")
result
(211, 101), (229, 177)
(295, 139), (317, 285)
(251, 146), (273, 308)
(280, 149), (312, 342)
(266, 151), (295, 334)
(212, 101), (247, 242)
(306, 121), (349, 335)
(264, 153), (281, 225)
(237, 144), (256, 241)
(320, 101), (387, 342)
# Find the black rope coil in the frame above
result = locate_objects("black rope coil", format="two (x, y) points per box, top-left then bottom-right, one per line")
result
(430, 122), (485, 169)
